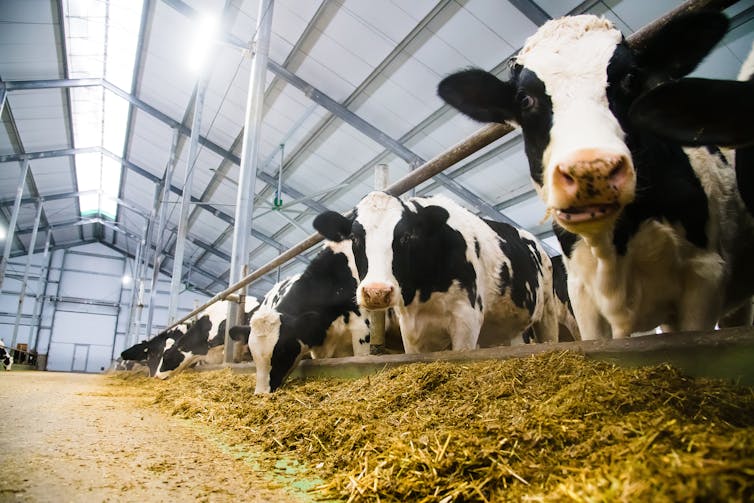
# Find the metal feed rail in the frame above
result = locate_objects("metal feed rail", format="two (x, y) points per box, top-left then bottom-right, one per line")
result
(160, 0), (738, 335)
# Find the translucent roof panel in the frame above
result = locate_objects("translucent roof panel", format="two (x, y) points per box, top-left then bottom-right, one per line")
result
(62, 0), (144, 220)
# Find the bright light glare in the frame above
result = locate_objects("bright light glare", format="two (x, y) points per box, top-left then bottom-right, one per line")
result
(0, 226), (6, 240)
(187, 14), (219, 73)
(122, 274), (132, 285)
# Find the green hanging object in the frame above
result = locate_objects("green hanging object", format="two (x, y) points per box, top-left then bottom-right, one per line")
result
(273, 192), (283, 209)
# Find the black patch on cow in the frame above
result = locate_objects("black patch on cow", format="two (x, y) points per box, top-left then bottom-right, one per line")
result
(474, 238), (481, 258)
(550, 255), (573, 315)
(266, 246), (362, 390)
(485, 220), (543, 315)
(553, 223), (579, 259)
(390, 201), (477, 308)
(159, 316), (212, 373)
(603, 43), (711, 254)
(351, 219), (368, 280)
(514, 67), (554, 186)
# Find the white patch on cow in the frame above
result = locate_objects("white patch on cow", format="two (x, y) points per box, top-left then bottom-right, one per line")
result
(310, 313), (370, 359)
(516, 15), (633, 210)
(355, 192), (405, 304)
(261, 275), (300, 310)
(324, 239), (360, 282)
(248, 308), (282, 394)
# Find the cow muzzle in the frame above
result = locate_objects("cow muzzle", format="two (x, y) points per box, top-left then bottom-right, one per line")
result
(359, 282), (395, 310)
(549, 149), (634, 231)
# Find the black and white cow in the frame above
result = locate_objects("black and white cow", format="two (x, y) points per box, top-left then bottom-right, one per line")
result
(0, 339), (12, 371)
(550, 255), (580, 342)
(315, 191), (559, 354)
(120, 326), (185, 376)
(229, 236), (372, 394)
(438, 12), (754, 339)
(155, 299), (259, 379)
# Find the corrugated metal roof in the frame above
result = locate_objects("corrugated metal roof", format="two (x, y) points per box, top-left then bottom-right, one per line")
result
(1, 0), (753, 299)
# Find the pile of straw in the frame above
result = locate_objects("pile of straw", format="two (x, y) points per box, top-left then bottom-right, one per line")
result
(111, 351), (754, 501)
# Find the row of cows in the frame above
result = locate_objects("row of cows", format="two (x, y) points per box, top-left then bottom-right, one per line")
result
(120, 10), (754, 393)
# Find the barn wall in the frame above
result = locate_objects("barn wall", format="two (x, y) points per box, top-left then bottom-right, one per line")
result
(0, 242), (211, 373)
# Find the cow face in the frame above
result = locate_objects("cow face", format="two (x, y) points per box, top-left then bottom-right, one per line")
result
(438, 12), (728, 238)
(245, 308), (316, 394)
(154, 315), (212, 379)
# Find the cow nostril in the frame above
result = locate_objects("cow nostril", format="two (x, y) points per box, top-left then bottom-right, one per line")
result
(608, 158), (628, 184)
(556, 165), (576, 186)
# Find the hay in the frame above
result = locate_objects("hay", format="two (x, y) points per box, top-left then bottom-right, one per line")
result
(109, 352), (754, 501)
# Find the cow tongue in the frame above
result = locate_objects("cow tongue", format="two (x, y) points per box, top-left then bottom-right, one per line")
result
(555, 203), (619, 223)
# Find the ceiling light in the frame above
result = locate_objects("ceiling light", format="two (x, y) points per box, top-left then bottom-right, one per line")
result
(187, 14), (220, 74)
(122, 274), (132, 285)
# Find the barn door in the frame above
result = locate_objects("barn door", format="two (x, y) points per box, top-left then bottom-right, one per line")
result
(71, 344), (90, 372)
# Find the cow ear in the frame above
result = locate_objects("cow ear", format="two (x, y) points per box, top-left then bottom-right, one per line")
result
(313, 211), (352, 242)
(635, 11), (728, 80)
(438, 69), (518, 124)
(629, 78), (754, 147)
(229, 325), (251, 341)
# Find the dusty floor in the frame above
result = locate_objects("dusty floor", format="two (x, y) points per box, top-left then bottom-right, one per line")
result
(0, 371), (308, 503)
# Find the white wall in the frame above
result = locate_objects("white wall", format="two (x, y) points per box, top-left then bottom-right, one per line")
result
(0, 242), (210, 373)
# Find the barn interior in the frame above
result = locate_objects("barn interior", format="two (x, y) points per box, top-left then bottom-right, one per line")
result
(2, 0), (754, 500)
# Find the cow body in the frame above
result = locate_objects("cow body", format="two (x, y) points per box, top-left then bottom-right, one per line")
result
(231, 237), (372, 393)
(0, 339), (12, 371)
(316, 192), (559, 354)
(120, 325), (185, 376)
(439, 13), (754, 339)
(154, 298), (258, 379)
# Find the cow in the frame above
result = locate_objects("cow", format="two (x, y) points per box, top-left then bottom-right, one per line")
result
(154, 298), (258, 379)
(229, 235), (373, 394)
(0, 339), (12, 371)
(314, 191), (560, 355)
(120, 325), (185, 376)
(438, 12), (754, 340)
(551, 255), (580, 342)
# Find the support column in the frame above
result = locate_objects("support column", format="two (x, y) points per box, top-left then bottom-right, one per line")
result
(369, 164), (388, 354)
(29, 229), (51, 353)
(0, 81), (6, 119)
(224, 0), (275, 363)
(11, 201), (43, 349)
(168, 79), (207, 323)
(125, 236), (144, 347)
(0, 159), (30, 291)
(146, 128), (180, 339)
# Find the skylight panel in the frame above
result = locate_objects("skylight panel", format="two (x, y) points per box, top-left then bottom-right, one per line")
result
(63, 0), (144, 220)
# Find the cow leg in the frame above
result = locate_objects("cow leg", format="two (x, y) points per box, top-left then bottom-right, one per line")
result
(351, 318), (371, 357)
(569, 278), (611, 340)
(530, 303), (559, 343)
(448, 306), (483, 351)
(675, 255), (725, 332)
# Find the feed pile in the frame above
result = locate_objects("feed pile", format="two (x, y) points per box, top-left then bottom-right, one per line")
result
(111, 352), (754, 502)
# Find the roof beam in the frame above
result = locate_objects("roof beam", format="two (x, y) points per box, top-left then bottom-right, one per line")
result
(507, 0), (551, 26)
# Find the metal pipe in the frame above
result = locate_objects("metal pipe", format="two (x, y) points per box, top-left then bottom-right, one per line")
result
(29, 229), (51, 353)
(159, 0), (733, 333)
(110, 255), (128, 363)
(124, 237), (143, 346)
(0, 81), (6, 118)
(32, 238), (54, 354)
(0, 159), (30, 291)
(369, 164), (388, 354)
(168, 78), (207, 323)
(146, 127), (180, 340)
(11, 201), (43, 349)
(224, 0), (275, 364)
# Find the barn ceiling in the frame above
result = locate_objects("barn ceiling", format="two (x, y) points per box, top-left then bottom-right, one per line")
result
(1, 0), (753, 299)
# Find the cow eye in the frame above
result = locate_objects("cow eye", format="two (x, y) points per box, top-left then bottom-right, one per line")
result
(520, 94), (536, 111)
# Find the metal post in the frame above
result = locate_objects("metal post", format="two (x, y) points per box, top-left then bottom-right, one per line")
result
(146, 128), (180, 339)
(29, 229), (51, 353)
(11, 201), (43, 349)
(33, 238), (54, 354)
(110, 255), (129, 364)
(0, 81), (6, 118)
(168, 78), (207, 324)
(369, 164), (388, 354)
(0, 159), (30, 291)
(125, 237), (143, 347)
(224, 0), (275, 364)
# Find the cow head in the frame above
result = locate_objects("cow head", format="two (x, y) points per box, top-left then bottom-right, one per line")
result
(154, 315), (212, 379)
(243, 307), (318, 394)
(438, 12), (728, 238)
